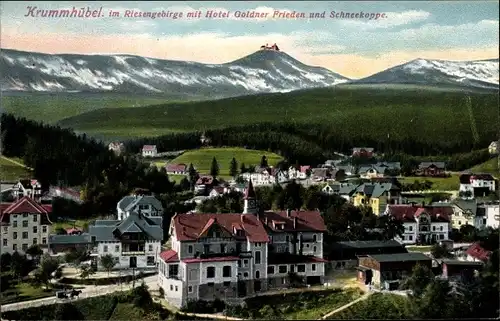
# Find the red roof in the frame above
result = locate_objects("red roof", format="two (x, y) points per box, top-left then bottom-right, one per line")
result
(196, 176), (214, 185)
(172, 213), (269, 243)
(300, 166), (311, 173)
(159, 249), (180, 263)
(471, 174), (495, 181)
(0, 196), (52, 224)
(386, 204), (452, 222)
(166, 164), (187, 172)
(142, 145), (156, 151)
(466, 242), (492, 262)
(183, 256), (240, 264)
(263, 210), (327, 232)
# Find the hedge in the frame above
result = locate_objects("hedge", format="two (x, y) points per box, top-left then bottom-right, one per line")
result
(57, 272), (156, 285)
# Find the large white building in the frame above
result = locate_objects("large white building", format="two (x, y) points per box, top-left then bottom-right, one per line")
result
(157, 181), (327, 307)
(116, 195), (164, 220)
(459, 173), (496, 199)
(0, 196), (53, 254)
(142, 145), (158, 158)
(384, 204), (452, 245)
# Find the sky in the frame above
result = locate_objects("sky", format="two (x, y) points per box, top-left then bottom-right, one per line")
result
(1, 1), (499, 78)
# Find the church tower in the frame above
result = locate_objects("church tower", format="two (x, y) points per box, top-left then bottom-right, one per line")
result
(243, 179), (257, 214)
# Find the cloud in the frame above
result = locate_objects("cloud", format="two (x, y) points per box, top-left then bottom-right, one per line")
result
(340, 10), (431, 30)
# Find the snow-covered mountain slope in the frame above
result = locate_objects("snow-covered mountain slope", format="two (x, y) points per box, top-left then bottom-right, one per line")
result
(354, 58), (499, 89)
(0, 48), (350, 97)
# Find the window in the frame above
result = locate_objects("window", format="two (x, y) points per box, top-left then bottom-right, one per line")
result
(312, 264), (316, 271)
(223, 281), (231, 287)
(440, 226), (444, 231)
(170, 285), (173, 291)
(13, 214), (17, 219)
(255, 251), (261, 264)
(313, 246), (317, 253)
(313, 234), (317, 242)
(13, 221), (17, 228)
(409, 235), (413, 241)
(148, 244), (153, 251)
(103, 245), (108, 252)
(13, 232), (18, 240)
(243, 272), (249, 278)
(432, 226), (436, 231)
(22, 232), (28, 239)
(297, 264), (306, 273)
(409, 226), (413, 231)
(42, 237), (47, 244)
(220, 244), (226, 253)
(188, 245), (193, 254)
(255, 270), (260, 279)
(458, 221), (462, 225)
(22, 244), (28, 251)
(13, 244), (17, 251)
(286, 235), (290, 242)
(206, 266), (215, 278)
(439, 234), (445, 240)
(147, 256), (155, 266)
(188, 286), (193, 293)
(255, 242), (261, 247)
(33, 238), (38, 245)
(22, 220), (28, 228)
(2, 239), (7, 246)
(267, 266), (275, 274)
(279, 265), (287, 273)
(243, 259), (249, 267)
(204, 244), (210, 254)
(23, 214), (28, 218)
(3, 226), (7, 233)
(222, 266), (231, 277)
(207, 282), (214, 287)
(115, 245), (120, 252)
(32, 226), (37, 233)
(42, 226), (47, 233)
(175, 286), (178, 291)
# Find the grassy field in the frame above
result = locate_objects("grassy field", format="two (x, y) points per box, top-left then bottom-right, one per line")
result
(52, 219), (91, 231)
(0, 156), (32, 181)
(470, 157), (500, 177)
(53, 87), (499, 140)
(1, 282), (55, 304)
(400, 174), (460, 190)
(406, 245), (433, 253)
(167, 147), (283, 177)
(1, 92), (178, 124)
(328, 293), (410, 319)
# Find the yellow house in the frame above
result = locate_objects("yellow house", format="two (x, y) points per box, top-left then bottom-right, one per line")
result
(352, 183), (402, 215)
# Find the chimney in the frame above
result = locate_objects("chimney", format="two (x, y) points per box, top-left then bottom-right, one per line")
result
(286, 209), (291, 217)
(265, 217), (268, 225)
(293, 217), (297, 229)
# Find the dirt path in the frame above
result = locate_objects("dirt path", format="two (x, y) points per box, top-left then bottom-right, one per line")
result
(319, 291), (373, 320)
(0, 156), (33, 170)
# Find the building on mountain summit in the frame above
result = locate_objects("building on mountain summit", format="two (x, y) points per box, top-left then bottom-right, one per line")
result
(260, 43), (280, 51)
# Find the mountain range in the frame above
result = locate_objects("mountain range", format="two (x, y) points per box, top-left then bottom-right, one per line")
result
(1, 48), (498, 97)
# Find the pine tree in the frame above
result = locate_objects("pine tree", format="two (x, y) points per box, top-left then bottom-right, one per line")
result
(260, 155), (268, 168)
(229, 157), (238, 178)
(210, 157), (219, 178)
(188, 163), (198, 189)
(240, 163), (247, 174)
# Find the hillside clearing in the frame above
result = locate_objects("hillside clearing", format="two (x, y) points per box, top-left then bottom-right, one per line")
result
(327, 293), (411, 319)
(0, 157), (32, 181)
(470, 157), (500, 177)
(399, 174), (460, 191)
(168, 148), (283, 177)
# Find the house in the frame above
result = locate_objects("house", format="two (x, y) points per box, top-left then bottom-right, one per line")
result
(142, 145), (158, 158)
(288, 166), (310, 180)
(478, 201), (500, 229)
(416, 162), (446, 177)
(311, 168), (329, 181)
(449, 199), (478, 229)
(12, 179), (42, 201)
(440, 259), (483, 282)
(157, 181), (327, 307)
(241, 168), (276, 186)
(384, 204), (452, 245)
(321, 183), (358, 201)
(358, 165), (386, 179)
(166, 164), (188, 175)
(352, 183), (402, 215)
(357, 253), (432, 290)
(0, 196), (53, 254)
(488, 141), (498, 154)
(66, 227), (83, 235)
(89, 211), (163, 270)
(465, 242), (491, 262)
(108, 142), (125, 155)
(328, 240), (408, 270)
(116, 194), (164, 221)
(184, 196), (209, 206)
(195, 176), (215, 194)
(208, 186), (232, 198)
(49, 186), (83, 204)
(469, 174), (496, 192)
(273, 169), (289, 184)
(352, 148), (374, 158)
(48, 233), (91, 255)
(459, 173), (496, 199)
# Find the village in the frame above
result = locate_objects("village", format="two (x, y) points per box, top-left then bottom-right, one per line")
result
(0, 140), (498, 317)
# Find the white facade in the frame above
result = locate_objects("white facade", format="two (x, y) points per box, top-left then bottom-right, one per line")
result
(489, 141), (498, 154)
(116, 195), (164, 221)
(142, 145), (158, 157)
(483, 204), (500, 229)
(12, 180), (42, 201)
(241, 172), (276, 186)
(95, 240), (161, 269)
(397, 220), (450, 245)
(471, 178), (496, 191)
(288, 167), (307, 180)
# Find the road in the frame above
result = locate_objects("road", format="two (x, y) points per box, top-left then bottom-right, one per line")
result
(0, 275), (157, 312)
(0, 156), (33, 170)
(320, 292), (373, 319)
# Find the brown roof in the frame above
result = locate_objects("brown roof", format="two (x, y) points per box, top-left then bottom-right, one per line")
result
(196, 176), (214, 185)
(466, 242), (492, 262)
(172, 213), (270, 243)
(142, 145), (156, 151)
(0, 196), (52, 224)
(166, 163), (187, 172)
(262, 210), (327, 232)
(159, 249), (180, 263)
(470, 174), (495, 181)
(386, 204), (452, 222)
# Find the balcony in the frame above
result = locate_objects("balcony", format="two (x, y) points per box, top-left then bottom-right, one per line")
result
(122, 251), (145, 256)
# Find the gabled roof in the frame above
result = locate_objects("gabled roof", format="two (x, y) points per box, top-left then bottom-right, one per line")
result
(117, 195), (163, 213)
(172, 213), (269, 243)
(470, 173), (495, 181)
(89, 212), (163, 242)
(262, 210), (327, 232)
(159, 249), (179, 263)
(244, 180), (256, 199)
(466, 242), (492, 262)
(386, 204), (452, 222)
(196, 176), (214, 185)
(166, 163), (187, 172)
(418, 162), (446, 169)
(0, 196), (52, 224)
(367, 252), (431, 263)
(354, 183), (397, 198)
(142, 145), (157, 151)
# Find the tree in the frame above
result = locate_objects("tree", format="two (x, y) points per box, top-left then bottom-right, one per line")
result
(54, 303), (84, 320)
(26, 244), (43, 261)
(400, 263), (434, 297)
(55, 227), (67, 235)
(210, 157), (219, 178)
(79, 264), (95, 280)
(260, 155), (268, 168)
(100, 254), (116, 276)
(187, 163), (198, 189)
(64, 248), (89, 267)
(10, 252), (27, 280)
(430, 244), (454, 259)
(34, 255), (59, 289)
(179, 177), (191, 191)
(229, 157), (238, 178)
(376, 215), (405, 241)
(240, 163), (247, 174)
(335, 169), (346, 181)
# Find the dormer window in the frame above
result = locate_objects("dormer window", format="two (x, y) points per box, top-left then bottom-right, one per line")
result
(272, 220), (285, 230)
